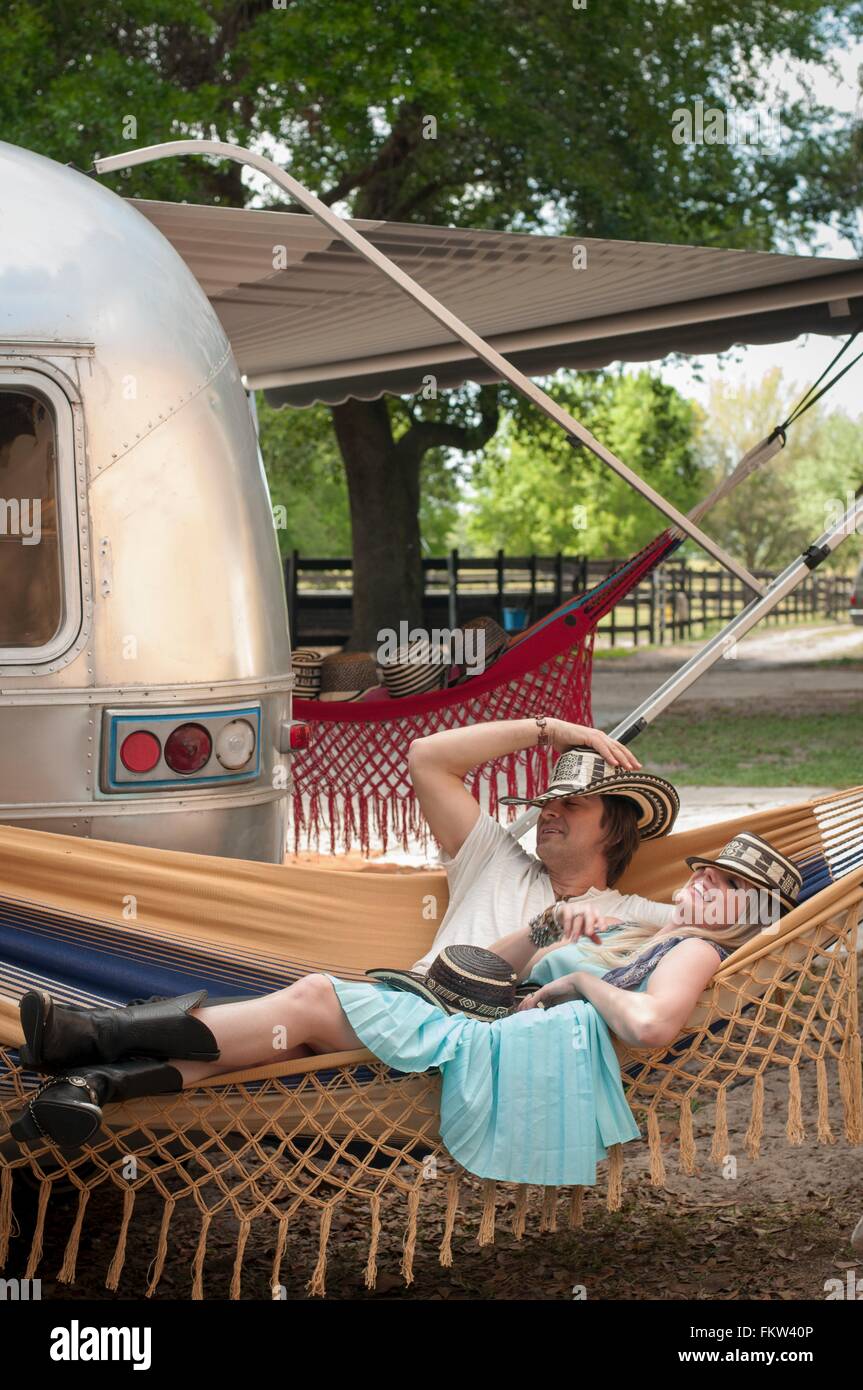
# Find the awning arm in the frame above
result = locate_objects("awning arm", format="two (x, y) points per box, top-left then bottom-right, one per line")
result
(505, 492), (863, 840)
(94, 139), (764, 597)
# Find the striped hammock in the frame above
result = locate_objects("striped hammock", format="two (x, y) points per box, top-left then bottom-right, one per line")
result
(1, 788), (861, 1297)
(290, 530), (682, 854)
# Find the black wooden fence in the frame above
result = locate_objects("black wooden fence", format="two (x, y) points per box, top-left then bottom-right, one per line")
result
(285, 549), (854, 648)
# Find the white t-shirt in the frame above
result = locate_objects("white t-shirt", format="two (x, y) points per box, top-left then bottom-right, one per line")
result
(411, 809), (673, 973)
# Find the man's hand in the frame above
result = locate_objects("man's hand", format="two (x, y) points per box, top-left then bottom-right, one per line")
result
(554, 902), (620, 945)
(547, 721), (641, 769)
(516, 972), (586, 1012)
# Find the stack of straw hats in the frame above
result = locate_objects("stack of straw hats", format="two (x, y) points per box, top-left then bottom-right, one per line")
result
(457, 616), (509, 673)
(292, 614), (510, 704)
(378, 635), (451, 699)
(318, 651), (381, 702)
(292, 649), (325, 699)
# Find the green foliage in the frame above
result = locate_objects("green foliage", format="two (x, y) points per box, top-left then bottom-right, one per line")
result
(257, 392), (469, 555)
(788, 411), (863, 567)
(5, 0), (862, 590)
(462, 372), (704, 556)
(699, 369), (863, 571)
(257, 395), (352, 555)
(2, 2), (860, 239)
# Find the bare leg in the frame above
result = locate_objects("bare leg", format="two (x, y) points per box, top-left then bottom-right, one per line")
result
(172, 974), (361, 1086)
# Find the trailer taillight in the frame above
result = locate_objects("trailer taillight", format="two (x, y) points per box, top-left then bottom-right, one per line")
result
(215, 718), (256, 769)
(120, 730), (161, 773)
(164, 722), (212, 774)
(103, 704), (262, 791)
(289, 722), (311, 749)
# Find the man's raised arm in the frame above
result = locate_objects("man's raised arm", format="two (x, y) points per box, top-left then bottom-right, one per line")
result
(408, 719), (639, 859)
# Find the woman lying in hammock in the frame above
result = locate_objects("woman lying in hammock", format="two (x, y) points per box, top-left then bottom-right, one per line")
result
(11, 830), (802, 1188)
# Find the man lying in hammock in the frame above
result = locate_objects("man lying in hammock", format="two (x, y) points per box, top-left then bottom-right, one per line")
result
(406, 718), (678, 973)
(10, 737), (802, 1187)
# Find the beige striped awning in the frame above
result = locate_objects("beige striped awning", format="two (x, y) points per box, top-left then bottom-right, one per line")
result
(132, 198), (863, 408)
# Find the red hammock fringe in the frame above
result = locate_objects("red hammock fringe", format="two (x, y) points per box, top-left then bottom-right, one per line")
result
(290, 532), (677, 855)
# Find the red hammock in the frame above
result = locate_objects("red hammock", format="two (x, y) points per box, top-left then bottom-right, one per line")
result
(290, 530), (681, 853)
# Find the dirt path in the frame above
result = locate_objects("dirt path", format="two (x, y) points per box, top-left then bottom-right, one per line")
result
(592, 622), (862, 726)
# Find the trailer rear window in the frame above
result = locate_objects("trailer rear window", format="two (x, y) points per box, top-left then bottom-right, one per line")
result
(0, 390), (62, 648)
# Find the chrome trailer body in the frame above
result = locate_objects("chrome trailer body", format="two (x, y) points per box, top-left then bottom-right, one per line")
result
(0, 142), (292, 861)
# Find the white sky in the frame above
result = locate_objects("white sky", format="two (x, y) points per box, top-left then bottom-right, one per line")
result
(652, 41), (863, 420)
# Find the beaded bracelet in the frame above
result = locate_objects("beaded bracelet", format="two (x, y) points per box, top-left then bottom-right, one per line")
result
(528, 903), (565, 948)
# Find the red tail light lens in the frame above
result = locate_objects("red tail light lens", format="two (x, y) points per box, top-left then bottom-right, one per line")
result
(289, 722), (311, 750)
(120, 730), (161, 773)
(164, 722), (212, 774)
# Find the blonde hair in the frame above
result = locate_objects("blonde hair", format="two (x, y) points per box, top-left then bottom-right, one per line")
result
(574, 893), (774, 971)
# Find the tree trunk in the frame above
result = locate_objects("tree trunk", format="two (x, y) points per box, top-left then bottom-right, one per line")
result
(331, 398), (424, 651)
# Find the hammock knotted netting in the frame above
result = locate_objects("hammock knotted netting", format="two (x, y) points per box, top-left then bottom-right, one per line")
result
(1, 791), (861, 1298)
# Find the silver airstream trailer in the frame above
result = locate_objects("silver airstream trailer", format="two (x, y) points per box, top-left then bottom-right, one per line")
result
(0, 141), (294, 862)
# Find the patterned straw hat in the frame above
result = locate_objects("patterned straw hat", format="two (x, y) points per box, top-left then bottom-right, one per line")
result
(500, 746), (679, 840)
(318, 651), (380, 702)
(461, 616), (509, 667)
(685, 831), (802, 914)
(448, 616), (510, 685)
(378, 636), (450, 699)
(366, 944), (521, 1021)
(292, 649), (325, 698)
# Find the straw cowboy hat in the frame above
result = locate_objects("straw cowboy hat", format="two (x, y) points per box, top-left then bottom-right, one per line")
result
(318, 651), (380, 702)
(448, 615), (510, 685)
(500, 746), (679, 840)
(378, 636), (450, 699)
(291, 649), (325, 698)
(460, 615), (509, 668)
(685, 831), (803, 914)
(367, 944), (527, 1020)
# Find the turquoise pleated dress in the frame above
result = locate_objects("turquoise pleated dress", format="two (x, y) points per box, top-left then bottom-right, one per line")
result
(328, 940), (653, 1188)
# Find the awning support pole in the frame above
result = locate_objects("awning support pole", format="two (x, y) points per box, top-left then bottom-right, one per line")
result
(94, 139), (764, 597)
(504, 494), (863, 839)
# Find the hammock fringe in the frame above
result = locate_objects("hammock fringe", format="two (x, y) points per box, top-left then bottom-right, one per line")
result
(0, 808), (860, 1297)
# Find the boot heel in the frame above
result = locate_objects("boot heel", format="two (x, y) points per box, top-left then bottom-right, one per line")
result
(10, 1108), (44, 1144)
(17, 989), (50, 1069)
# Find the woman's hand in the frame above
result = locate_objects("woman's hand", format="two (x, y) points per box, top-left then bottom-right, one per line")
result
(516, 973), (585, 1012)
(547, 721), (641, 770)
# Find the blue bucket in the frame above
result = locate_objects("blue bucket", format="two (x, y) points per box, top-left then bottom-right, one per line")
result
(502, 606), (529, 633)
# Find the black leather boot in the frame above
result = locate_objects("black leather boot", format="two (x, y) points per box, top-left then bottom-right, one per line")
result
(18, 988), (220, 1071)
(10, 1058), (184, 1150)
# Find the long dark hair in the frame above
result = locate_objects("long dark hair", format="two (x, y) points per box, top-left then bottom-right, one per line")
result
(599, 795), (641, 886)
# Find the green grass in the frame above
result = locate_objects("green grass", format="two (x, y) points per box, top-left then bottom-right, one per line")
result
(634, 704), (863, 786)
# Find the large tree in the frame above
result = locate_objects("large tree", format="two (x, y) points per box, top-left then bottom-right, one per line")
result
(3, 0), (861, 643)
